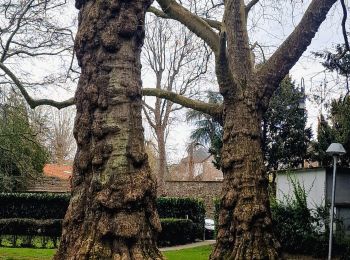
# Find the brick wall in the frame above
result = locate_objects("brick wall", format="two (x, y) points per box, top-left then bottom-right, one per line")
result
(164, 181), (222, 218)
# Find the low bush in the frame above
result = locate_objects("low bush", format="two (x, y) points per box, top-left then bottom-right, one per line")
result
(158, 218), (195, 247)
(270, 177), (315, 254)
(157, 197), (205, 240)
(157, 197), (205, 224)
(270, 177), (350, 258)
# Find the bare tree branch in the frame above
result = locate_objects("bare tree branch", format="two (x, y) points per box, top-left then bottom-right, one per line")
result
(0, 0), (78, 109)
(5, 48), (70, 59)
(0, 62), (74, 109)
(245, 0), (259, 15)
(257, 0), (337, 105)
(155, 0), (220, 53)
(253, 42), (266, 63)
(142, 105), (157, 129)
(142, 100), (156, 113)
(143, 88), (222, 119)
(1, 0), (35, 62)
(148, 6), (168, 18)
(338, 0), (350, 59)
(148, 6), (222, 31)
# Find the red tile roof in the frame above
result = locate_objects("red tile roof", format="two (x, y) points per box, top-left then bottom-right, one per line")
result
(43, 164), (72, 180)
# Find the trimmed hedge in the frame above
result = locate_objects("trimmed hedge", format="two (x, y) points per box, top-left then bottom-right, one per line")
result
(0, 194), (205, 224)
(0, 218), (62, 236)
(0, 193), (70, 219)
(157, 197), (205, 224)
(158, 218), (195, 247)
(157, 197), (205, 240)
(0, 193), (205, 246)
(0, 218), (196, 247)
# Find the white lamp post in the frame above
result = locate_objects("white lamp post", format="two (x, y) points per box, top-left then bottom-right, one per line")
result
(326, 143), (346, 260)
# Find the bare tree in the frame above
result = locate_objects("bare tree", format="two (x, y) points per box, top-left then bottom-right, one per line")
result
(142, 15), (210, 194)
(0, 0), (77, 108)
(46, 107), (76, 164)
(5, 0), (347, 258)
(29, 106), (76, 164)
(145, 0), (343, 258)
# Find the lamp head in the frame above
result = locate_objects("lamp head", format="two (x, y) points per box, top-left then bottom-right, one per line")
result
(326, 143), (346, 156)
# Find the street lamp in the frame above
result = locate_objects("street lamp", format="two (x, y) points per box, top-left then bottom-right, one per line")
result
(326, 143), (346, 260)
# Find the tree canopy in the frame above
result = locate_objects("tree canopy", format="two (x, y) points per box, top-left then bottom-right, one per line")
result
(312, 98), (350, 167)
(0, 93), (49, 192)
(186, 91), (223, 169)
(312, 41), (350, 167)
(263, 77), (312, 170)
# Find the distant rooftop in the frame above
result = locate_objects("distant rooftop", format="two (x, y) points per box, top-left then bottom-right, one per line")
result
(182, 147), (211, 163)
(43, 164), (72, 180)
(25, 164), (73, 193)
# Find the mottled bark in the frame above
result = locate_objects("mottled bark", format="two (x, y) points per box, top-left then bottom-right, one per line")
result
(224, 0), (253, 80)
(210, 93), (280, 259)
(210, 2), (279, 256)
(209, 0), (337, 258)
(54, 0), (163, 259)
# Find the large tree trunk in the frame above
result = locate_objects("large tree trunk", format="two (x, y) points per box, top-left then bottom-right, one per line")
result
(210, 96), (280, 259)
(54, 1), (163, 259)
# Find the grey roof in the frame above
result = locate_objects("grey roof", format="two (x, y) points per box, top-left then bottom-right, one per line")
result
(182, 147), (211, 163)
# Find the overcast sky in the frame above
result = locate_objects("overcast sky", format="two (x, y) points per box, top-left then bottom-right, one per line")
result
(25, 0), (348, 163)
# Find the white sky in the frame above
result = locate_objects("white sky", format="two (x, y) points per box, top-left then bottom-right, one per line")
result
(23, 0), (349, 163)
(156, 1), (349, 163)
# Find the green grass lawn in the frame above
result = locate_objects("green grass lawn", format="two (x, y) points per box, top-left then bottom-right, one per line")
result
(0, 246), (322, 260)
(0, 248), (55, 260)
(0, 245), (213, 260)
(165, 245), (212, 260)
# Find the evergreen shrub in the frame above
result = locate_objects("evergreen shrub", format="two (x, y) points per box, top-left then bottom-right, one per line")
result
(158, 218), (195, 247)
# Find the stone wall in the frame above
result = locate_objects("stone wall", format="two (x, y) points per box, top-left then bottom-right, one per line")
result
(164, 181), (222, 218)
(25, 177), (71, 193)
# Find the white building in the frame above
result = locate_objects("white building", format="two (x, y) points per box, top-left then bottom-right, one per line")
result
(276, 167), (350, 234)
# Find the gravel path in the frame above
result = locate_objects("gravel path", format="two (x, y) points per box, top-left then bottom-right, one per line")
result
(160, 240), (216, 252)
